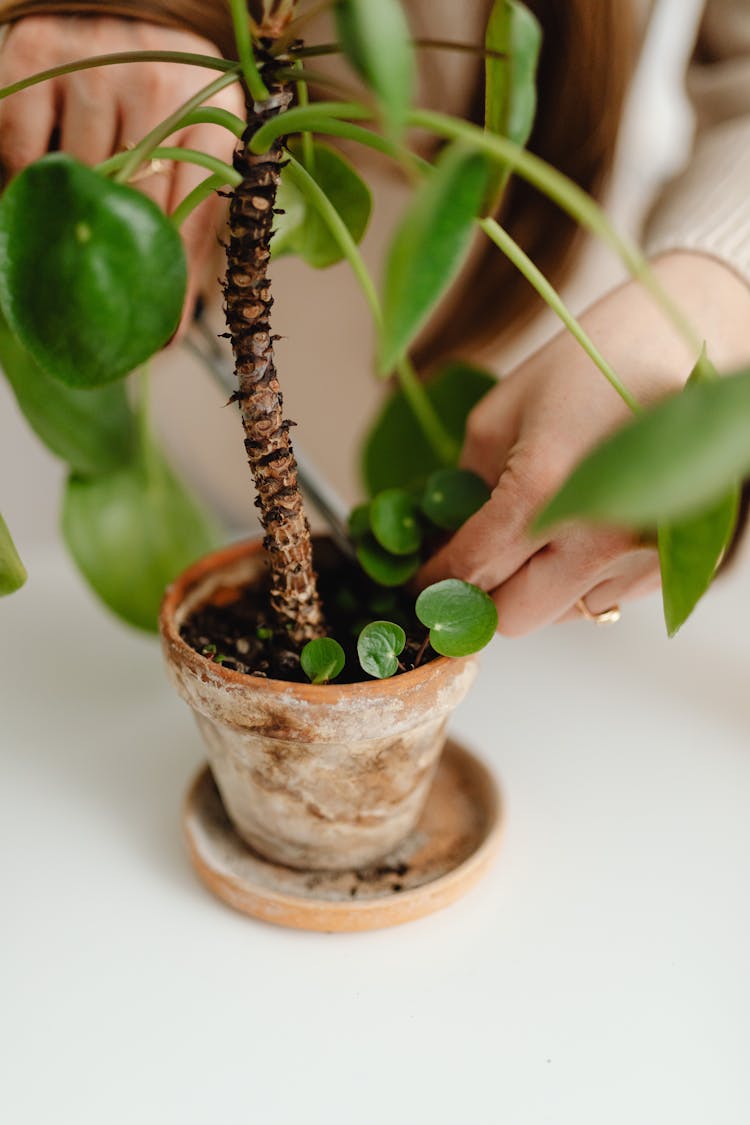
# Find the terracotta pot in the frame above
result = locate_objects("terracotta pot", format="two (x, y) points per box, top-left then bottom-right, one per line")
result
(160, 539), (478, 871)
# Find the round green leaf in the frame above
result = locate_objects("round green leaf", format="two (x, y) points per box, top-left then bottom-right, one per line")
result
(347, 501), (372, 541)
(0, 309), (135, 475)
(300, 637), (346, 684)
(357, 620), (406, 679)
(274, 140), (371, 268)
(370, 488), (422, 555)
(422, 468), (491, 530)
(0, 512), (27, 596)
(362, 361), (496, 495)
(356, 534), (420, 587)
(62, 434), (218, 632)
(415, 579), (497, 657)
(0, 154), (186, 387)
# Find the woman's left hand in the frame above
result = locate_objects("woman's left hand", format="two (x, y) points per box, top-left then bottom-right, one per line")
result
(417, 252), (750, 635)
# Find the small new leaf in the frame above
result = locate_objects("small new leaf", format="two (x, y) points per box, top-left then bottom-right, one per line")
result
(357, 620), (406, 679)
(422, 468), (491, 530)
(415, 579), (497, 657)
(301, 636), (346, 684)
(370, 488), (422, 555)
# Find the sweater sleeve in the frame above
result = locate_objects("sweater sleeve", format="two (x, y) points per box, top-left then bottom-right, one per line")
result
(0, 1), (235, 56)
(644, 0), (750, 285)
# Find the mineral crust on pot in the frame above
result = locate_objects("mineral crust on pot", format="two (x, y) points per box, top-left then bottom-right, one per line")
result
(160, 539), (478, 871)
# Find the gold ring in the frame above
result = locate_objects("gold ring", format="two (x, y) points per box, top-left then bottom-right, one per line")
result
(576, 597), (621, 624)
(129, 158), (168, 184)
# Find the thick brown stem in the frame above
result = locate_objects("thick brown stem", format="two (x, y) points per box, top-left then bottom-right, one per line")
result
(224, 69), (324, 647)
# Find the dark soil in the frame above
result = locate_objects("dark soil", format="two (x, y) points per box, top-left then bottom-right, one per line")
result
(180, 540), (437, 684)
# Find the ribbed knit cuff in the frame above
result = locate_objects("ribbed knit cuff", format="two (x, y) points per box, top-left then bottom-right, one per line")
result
(645, 115), (750, 290)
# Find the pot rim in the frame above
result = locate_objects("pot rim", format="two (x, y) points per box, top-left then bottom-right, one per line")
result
(160, 536), (468, 703)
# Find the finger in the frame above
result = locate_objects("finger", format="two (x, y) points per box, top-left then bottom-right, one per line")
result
(59, 75), (120, 165)
(417, 457), (549, 591)
(117, 108), (175, 212)
(494, 537), (658, 636)
(0, 86), (58, 179)
(556, 564), (662, 623)
(459, 378), (522, 487)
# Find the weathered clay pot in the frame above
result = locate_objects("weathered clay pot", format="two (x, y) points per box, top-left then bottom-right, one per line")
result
(160, 539), (478, 871)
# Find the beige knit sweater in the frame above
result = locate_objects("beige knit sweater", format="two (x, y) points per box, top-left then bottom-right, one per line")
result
(0, 0), (748, 288)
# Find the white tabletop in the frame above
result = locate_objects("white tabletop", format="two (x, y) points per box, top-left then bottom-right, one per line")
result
(2, 544), (749, 1125)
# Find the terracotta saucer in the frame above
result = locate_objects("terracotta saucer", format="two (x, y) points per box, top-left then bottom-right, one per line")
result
(183, 740), (502, 932)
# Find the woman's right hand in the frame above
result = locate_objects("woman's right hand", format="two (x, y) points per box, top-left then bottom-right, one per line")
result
(0, 15), (245, 330)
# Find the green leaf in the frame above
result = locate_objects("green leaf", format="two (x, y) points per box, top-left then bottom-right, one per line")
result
(484, 0), (542, 203)
(300, 636), (346, 684)
(379, 144), (491, 374)
(657, 345), (739, 636)
(415, 579), (497, 657)
(274, 140), (371, 268)
(362, 361), (497, 495)
(62, 434), (218, 632)
(347, 501), (372, 541)
(357, 620), (406, 679)
(370, 488), (422, 555)
(658, 488), (739, 637)
(0, 154), (186, 388)
(422, 468), (491, 530)
(0, 512), (26, 596)
(535, 364), (750, 531)
(356, 534), (420, 587)
(0, 310), (135, 475)
(334, 0), (414, 136)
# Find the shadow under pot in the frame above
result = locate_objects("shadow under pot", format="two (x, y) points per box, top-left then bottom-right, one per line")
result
(159, 538), (478, 872)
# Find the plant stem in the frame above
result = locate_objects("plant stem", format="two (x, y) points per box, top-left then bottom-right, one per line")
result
(114, 70), (241, 184)
(250, 102), (371, 153)
(171, 174), (227, 228)
(293, 38), (508, 61)
(285, 156), (457, 466)
(284, 155), (380, 320)
(227, 0), (270, 102)
(410, 109), (702, 354)
(100, 146), (241, 183)
(395, 358), (459, 463)
(292, 61), (316, 172)
(225, 73), (325, 645)
(180, 106), (247, 138)
(480, 218), (641, 414)
(0, 51), (236, 103)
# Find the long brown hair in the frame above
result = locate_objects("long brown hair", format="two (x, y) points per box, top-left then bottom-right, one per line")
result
(415, 0), (637, 369)
(0, 0), (636, 363)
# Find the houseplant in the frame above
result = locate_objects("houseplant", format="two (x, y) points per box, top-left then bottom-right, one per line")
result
(1, 0), (748, 884)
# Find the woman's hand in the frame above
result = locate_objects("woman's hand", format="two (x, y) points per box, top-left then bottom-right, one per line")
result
(418, 252), (750, 635)
(0, 15), (244, 331)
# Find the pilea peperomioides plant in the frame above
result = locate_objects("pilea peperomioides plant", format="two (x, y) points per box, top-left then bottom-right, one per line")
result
(1, 0), (749, 688)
